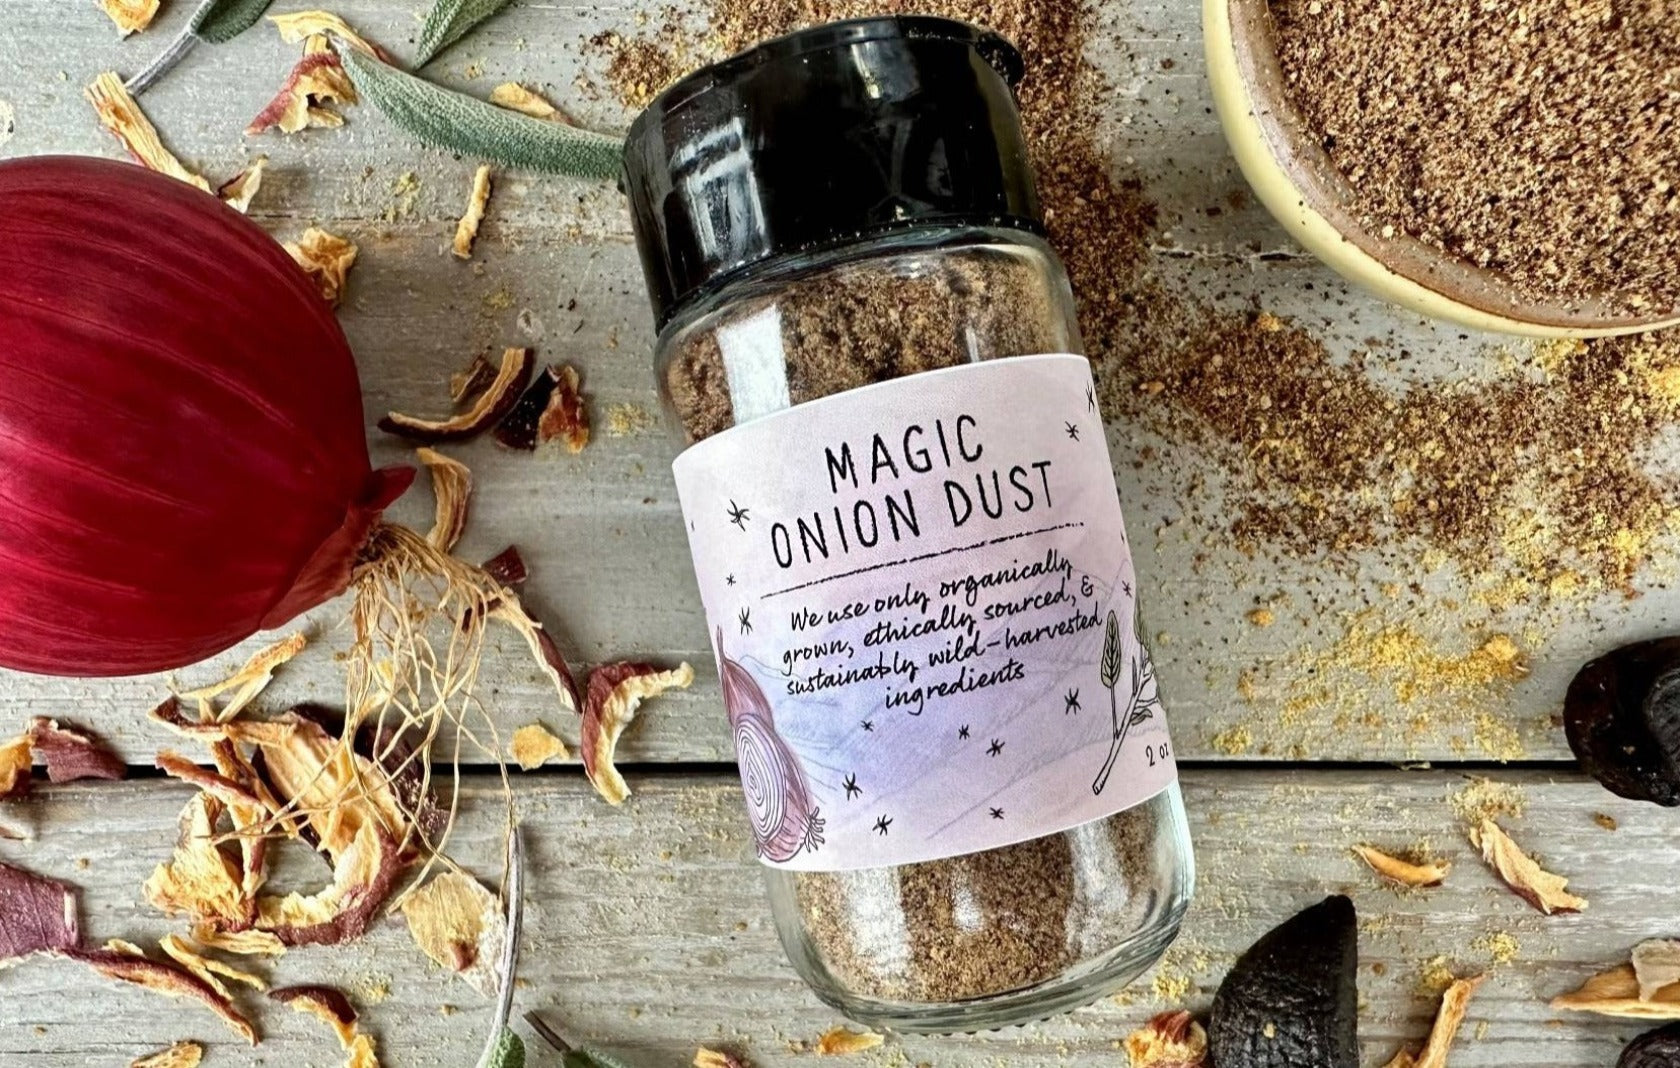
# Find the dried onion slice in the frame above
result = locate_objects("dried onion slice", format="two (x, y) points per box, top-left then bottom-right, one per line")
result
(582, 661), (695, 805)
(380, 347), (534, 442)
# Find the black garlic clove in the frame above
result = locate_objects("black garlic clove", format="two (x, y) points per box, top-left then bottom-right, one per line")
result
(1209, 895), (1358, 1068)
(1565, 638), (1680, 807)
(1619, 1022), (1680, 1068)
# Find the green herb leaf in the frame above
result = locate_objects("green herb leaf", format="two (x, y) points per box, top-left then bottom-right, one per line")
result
(126, 0), (275, 95)
(483, 1030), (526, 1068)
(193, 0), (277, 44)
(416, 0), (516, 66)
(339, 46), (623, 180)
(1099, 609), (1122, 690)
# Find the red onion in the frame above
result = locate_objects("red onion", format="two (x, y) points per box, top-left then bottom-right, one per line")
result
(0, 156), (411, 677)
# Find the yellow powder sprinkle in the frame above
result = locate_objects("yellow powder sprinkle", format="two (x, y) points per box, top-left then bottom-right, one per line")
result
(1418, 956), (1458, 996)
(607, 402), (656, 437)
(1247, 607), (1276, 627)
(1211, 725), (1254, 755)
(1473, 931), (1520, 965)
(1451, 778), (1526, 826)
(1151, 967), (1193, 1003)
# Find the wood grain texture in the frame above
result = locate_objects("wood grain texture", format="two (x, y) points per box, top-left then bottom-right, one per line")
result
(0, 769), (1667, 1067)
(2, 0), (1666, 765)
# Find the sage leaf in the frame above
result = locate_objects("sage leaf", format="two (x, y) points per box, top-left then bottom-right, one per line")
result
(339, 46), (623, 180)
(416, 0), (516, 66)
(127, 0), (275, 94)
(193, 0), (276, 44)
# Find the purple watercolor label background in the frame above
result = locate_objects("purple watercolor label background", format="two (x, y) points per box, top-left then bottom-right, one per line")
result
(674, 355), (1178, 872)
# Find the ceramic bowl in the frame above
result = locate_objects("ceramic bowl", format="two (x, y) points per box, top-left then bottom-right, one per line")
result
(1203, 0), (1680, 338)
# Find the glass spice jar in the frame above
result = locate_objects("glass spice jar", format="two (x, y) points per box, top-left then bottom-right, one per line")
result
(623, 17), (1194, 1033)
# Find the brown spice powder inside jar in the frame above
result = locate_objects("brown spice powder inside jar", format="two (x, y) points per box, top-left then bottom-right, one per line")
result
(666, 245), (1067, 443)
(793, 804), (1161, 1002)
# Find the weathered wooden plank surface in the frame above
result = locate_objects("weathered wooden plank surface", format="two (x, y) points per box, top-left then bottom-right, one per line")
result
(1, 0), (1668, 765)
(0, 768), (1666, 1067)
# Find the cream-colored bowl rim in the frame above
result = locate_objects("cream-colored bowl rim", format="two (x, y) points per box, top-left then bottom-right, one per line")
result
(1203, 0), (1680, 339)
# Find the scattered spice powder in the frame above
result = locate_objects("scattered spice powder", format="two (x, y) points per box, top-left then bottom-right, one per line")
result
(1272, 0), (1680, 315)
(1109, 314), (1680, 592)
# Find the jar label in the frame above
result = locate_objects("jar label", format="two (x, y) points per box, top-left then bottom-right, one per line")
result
(673, 354), (1177, 871)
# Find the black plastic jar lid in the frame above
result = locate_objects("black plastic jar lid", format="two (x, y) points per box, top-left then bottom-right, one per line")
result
(621, 16), (1042, 331)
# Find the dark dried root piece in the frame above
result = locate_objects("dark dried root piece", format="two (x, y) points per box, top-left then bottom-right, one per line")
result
(380, 346), (533, 442)
(1209, 895), (1358, 1068)
(1566, 638), (1680, 806)
(1622, 1023), (1680, 1067)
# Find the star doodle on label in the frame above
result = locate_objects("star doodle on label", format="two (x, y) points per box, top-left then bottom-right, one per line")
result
(726, 500), (750, 530)
(958, 725), (971, 740)
(860, 719), (874, 732)
(737, 606), (752, 634)
(843, 773), (861, 799)
(873, 814), (892, 836)
(1121, 580), (1132, 597)
(725, 574), (736, 586)
(1086, 385), (1096, 413)
(990, 807), (1005, 820)
(1064, 688), (1081, 714)
(987, 738), (1005, 757)
(1065, 421), (1080, 441)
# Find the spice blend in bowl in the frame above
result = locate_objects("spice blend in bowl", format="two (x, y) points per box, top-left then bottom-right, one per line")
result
(625, 18), (1193, 1032)
(1206, 0), (1680, 335)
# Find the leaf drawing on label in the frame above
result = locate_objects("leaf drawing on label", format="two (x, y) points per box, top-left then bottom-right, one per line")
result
(1094, 608), (1161, 795)
(718, 631), (824, 862)
(1100, 610), (1123, 689)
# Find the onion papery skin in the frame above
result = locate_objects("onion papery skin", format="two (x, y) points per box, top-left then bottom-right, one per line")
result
(0, 156), (410, 677)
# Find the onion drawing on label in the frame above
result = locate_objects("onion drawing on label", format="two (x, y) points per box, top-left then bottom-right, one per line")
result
(718, 630), (826, 862)
(1092, 607), (1162, 795)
